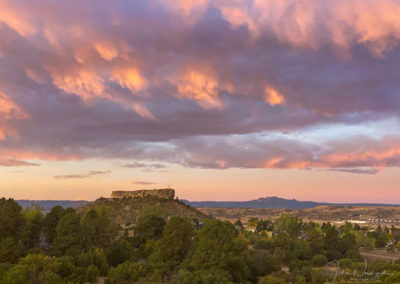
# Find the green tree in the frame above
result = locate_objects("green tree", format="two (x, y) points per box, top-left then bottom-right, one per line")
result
(22, 205), (44, 250)
(323, 225), (341, 260)
(311, 255), (328, 267)
(152, 216), (194, 269)
(385, 272), (400, 283)
(274, 215), (301, 238)
(256, 220), (272, 232)
(134, 213), (166, 246)
(234, 219), (244, 230)
(106, 261), (152, 284)
(82, 206), (119, 249)
(338, 225), (359, 259)
(106, 239), (135, 267)
(170, 268), (233, 284)
(42, 206), (66, 245)
(0, 198), (24, 240)
(85, 265), (100, 283)
(0, 237), (22, 263)
(356, 231), (375, 250)
(52, 210), (82, 256)
(247, 249), (280, 276)
(81, 209), (99, 248)
(0, 254), (65, 284)
(191, 220), (251, 282)
(304, 223), (324, 255)
(376, 232), (390, 248)
(258, 275), (286, 284)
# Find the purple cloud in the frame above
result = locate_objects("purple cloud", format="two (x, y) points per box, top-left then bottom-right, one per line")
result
(54, 170), (111, 179)
(132, 181), (156, 185)
(0, 0), (399, 173)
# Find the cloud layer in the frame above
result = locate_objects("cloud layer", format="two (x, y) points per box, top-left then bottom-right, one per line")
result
(1, 0), (400, 174)
(54, 170), (111, 180)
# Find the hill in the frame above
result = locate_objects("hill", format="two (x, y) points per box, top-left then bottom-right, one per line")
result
(185, 196), (400, 210)
(15, 195), (400, 212)
(80, 196), (209, 225)
(184, 196), (326, 209)
(199, 205), (400, 227)
(16, 200), (90, 211)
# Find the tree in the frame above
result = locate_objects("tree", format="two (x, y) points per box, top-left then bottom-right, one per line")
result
(82, 207), (119, 249)
(191, 220), (251, 282)
(170, 268), (233, 284)
(82, 209), (99, 248)
(256, 220), (272, 232)
(274, 215), (301, 238)
(258, 275), (286, 284)
(0, 254), (65, 284)
(0, 198), (24, 240)
(376, 232), (390, 248)
(338, 225), (359, 259)
(85, 265), (100, 283)
(43, 206), (66, 245)
(22, 205), (44, 250)
(356, 231), (375, 250)
(248, 218), (259, 228)
(106, 239), (134, 267)
(234, 219), (244, 230)
(323, 225), (341, 260)
(247, 249), (280, 276)
(106, 261), (151, 284)
(191, 220), (238, 269)
(304, 223), (324, 255)
(134, 213), (166, 246)
(0, 237), (22, 263)
(152, 216), (194, 269)
(52, 210), (82, 256)
(311, 255), (328, 267)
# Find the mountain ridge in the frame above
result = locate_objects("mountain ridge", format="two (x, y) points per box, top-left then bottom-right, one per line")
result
(13, 196), (400, 211)
(183, 196), (400, 210)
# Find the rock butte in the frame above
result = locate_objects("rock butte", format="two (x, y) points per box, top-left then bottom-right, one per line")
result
(111, 188), (175, 200)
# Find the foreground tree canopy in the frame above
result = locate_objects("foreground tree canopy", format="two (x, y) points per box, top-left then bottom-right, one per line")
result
(0, 198), (400, 283)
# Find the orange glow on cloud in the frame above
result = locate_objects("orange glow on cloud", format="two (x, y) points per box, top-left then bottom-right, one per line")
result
(52, 67), (153, 119)
(323, 148), (400, 168)
(1, 0), (400, 179)
(0, 2), (33, 36)
(174, 69), (223, 109)
(0, 148), (82, 162)
(95, 42), (119, 61)
(215, 0), (400, 56)
(264, 86), (285, 106)
(112, 67), (147, 93)
(0, 92), (28, 140)
(52, 69), (106, 101)
(0, 92), (27, 120)
(263, 157), (284, 168)
(132, 103), (156, 120)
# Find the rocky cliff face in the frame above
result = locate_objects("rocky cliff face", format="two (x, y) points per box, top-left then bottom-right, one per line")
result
(111, 188), (175, 200)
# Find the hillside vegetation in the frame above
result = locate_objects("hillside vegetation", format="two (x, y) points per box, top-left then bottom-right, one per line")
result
(81, 196), (209, 225)
(2, 198), (400, 283)
(200, 205), (400, 226)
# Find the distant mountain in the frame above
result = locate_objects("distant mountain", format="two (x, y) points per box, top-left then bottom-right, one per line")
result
(184, 196), (400, 210)
(16, 200), (91, 211)
(14, 196), (400, 211)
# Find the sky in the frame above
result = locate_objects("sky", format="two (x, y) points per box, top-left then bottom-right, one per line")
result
(1, 0), (400, 202)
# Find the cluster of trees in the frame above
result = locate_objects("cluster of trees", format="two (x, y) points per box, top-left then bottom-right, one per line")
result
(1, 197), (400, 283)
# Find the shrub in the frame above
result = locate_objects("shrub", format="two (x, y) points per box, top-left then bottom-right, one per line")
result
(311, 255), (328, 267)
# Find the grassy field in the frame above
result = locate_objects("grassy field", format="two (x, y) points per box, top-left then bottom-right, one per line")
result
(360, 248), (400, 263)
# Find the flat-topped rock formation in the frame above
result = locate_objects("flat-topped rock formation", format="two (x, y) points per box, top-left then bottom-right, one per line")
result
(111, 188), (175, 200)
